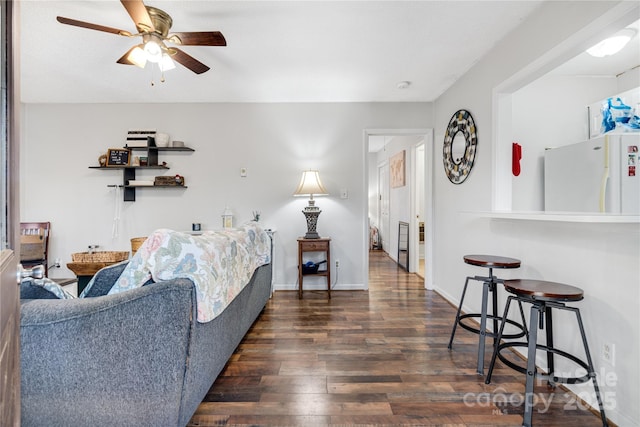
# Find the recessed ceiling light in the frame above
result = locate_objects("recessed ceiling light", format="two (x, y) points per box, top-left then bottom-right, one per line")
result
(586, 27), (637, 57)
(397, 81), (411, 89)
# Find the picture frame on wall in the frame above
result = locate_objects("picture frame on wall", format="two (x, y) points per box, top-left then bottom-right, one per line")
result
(390, 150), (406, 188)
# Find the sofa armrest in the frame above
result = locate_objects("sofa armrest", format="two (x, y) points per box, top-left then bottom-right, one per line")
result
(21, 279), (196, 427)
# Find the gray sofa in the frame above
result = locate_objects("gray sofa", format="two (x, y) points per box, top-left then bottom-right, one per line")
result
(20, 260), (272, 427)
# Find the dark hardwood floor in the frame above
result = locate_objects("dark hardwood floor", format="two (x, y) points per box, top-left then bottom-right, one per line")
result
(188, 251), (608, 426)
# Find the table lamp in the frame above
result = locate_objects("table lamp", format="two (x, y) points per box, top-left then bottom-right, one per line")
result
(293, 170), (328, 239)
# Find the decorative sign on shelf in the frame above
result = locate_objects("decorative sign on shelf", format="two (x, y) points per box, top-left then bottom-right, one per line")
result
(106, 148), (131, 167)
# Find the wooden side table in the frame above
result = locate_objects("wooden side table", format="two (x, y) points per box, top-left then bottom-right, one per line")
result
(297, 237), (331, 299)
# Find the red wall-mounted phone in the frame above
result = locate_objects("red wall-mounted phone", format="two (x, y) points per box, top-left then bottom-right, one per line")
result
(512, 142), (522, 176)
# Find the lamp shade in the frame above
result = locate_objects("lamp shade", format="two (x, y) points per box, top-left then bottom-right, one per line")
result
(293, 170), (328, 197)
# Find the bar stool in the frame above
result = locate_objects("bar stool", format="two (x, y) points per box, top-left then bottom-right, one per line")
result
(485, 279), (608, 427)
(448, 254), (527, 375)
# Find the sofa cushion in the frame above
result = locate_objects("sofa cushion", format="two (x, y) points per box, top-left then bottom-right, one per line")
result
(21, 278), (75, 300)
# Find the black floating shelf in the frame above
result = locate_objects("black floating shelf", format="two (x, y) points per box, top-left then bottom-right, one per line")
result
(89, 165), (169, 170)
(91, 146), (193, 201)
(107, 185), (188, 189)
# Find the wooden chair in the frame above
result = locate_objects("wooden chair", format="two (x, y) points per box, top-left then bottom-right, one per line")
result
(20, 222), (51, 276)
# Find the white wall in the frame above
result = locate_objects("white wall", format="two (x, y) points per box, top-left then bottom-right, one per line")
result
(20, 102), (432, 292)
(433, 1), (639, 426)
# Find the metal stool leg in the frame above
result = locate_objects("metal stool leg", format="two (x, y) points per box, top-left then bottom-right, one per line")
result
(477, 279), (491, 375)
(572, 306), (609, 427)
(485, 295), (515, 383)
(545, 305), (555, 387)
(491, 280), (499, 347)
(448, 276), (472, 349)
(523, 303), (542, 427)
(517, 299), (529, 337)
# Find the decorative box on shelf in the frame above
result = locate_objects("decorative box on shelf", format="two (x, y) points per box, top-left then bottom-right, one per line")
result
(154, 175), (185, 186)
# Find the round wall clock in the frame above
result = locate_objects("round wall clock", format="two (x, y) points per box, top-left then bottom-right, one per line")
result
(443, 109), (477, 184)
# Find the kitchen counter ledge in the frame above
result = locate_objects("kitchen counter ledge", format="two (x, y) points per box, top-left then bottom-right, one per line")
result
(463, 211), (640, 224)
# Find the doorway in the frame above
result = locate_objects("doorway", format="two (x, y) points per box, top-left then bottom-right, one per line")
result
(364, 129), (433, 291)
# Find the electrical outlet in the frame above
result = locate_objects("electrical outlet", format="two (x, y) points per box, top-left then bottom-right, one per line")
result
(603, 343), (615, 366)
(335, 259), (340, 268)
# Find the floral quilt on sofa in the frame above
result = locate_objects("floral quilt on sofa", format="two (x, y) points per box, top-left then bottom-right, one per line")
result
(109, 222), (271, 322)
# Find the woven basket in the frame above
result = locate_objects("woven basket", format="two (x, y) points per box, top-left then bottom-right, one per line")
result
(130, 237), (147, 255)
(71, 251), (129, 263)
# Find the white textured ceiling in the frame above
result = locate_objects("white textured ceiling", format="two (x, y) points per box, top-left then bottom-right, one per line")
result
(19, 2), (639, 105)
(20, 0), (546, 104)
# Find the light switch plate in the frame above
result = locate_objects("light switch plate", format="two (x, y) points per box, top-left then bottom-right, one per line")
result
(340, 188), (348, 199)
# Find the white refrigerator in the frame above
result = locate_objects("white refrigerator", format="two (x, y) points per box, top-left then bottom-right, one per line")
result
(544, 133), (640, 214)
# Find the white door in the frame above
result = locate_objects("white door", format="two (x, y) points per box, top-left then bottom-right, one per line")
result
(378, 162), (390, 252)
(0, 1), (21, 423)
(412, 142), (425, 275)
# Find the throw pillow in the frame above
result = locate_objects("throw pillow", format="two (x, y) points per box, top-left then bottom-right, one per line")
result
(80, 260), (130, 298)
(21, 277), (75, 299)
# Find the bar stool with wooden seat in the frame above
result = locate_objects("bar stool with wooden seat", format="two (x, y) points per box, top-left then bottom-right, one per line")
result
(448, 254), (527, 375)
(485, 279), (608, 427)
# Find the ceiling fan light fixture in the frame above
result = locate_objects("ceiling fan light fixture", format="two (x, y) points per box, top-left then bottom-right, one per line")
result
(144, 39), (163, 63)
(57, 1), (226, 75)
(586, 27), (637, 57)
(159, 54), (176, 71)
(127, 45), (148, 68)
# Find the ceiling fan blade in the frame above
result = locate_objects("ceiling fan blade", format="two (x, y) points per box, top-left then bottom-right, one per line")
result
(169, 31), (227, 46)
(170, 48), (210, 74)
(120, 0), (155, 32)
(56, 16), (132, 36)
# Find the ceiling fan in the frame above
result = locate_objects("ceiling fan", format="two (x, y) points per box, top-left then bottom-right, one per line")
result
(56, 0), (226, 75)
